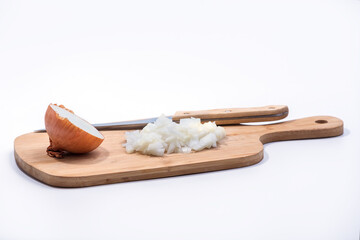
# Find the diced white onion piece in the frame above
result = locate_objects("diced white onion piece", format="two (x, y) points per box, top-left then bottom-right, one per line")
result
(123, 115), (226, 156)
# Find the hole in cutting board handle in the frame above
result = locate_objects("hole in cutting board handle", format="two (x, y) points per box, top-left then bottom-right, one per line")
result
(315, 119), (328, 124)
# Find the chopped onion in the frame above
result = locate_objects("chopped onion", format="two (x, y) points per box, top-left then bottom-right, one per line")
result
(123, 115), (226, 156)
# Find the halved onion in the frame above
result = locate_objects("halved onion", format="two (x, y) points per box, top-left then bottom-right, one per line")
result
(45, 104), (104, 158)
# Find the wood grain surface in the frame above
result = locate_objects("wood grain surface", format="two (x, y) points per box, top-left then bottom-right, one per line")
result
(14, 116), (343, 188)
(172, 105), (289, 124)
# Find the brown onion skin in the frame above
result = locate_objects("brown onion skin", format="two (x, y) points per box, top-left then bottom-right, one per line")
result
(45, 104), (104, 154)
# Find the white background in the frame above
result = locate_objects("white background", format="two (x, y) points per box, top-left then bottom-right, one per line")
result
(0, 0), (359, 239)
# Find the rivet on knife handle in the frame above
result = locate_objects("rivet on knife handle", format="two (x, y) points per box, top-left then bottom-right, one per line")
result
(172, 105), (289, 125)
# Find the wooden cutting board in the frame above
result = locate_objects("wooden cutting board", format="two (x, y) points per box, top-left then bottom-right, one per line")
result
(14, 116), (343, 188)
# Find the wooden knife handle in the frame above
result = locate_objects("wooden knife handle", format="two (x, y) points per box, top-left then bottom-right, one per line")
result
(172, 105), (289, 125)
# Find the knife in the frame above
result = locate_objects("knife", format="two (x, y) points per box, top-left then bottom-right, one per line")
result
(35, 105), (288, 132)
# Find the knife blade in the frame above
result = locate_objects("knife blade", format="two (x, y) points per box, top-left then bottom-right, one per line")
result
(34, 105), (288, 132)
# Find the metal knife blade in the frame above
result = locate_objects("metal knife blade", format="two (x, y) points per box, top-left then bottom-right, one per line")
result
(34, 105), (289, 132)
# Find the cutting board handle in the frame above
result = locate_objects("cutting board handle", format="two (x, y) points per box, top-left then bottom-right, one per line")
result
(259, 116), (344, 144)
(173, 105), (289, 125)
